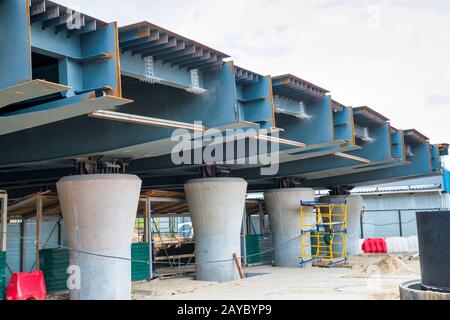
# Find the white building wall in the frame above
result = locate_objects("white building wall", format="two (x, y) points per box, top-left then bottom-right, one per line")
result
(361, 191), (444, 238)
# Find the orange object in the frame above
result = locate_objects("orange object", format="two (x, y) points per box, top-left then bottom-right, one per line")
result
(6, 271), (47, 300)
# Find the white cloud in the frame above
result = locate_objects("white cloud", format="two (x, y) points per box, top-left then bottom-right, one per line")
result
(57, 0), (450, 146)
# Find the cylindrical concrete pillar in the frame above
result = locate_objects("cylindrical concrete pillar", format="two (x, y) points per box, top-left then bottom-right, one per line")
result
(319, 195), (363, 256)
(417, 211), (450, 293)
(264, 188), (315, 268)
(57, 174), (142, 300)
(185, 178), (248, 282)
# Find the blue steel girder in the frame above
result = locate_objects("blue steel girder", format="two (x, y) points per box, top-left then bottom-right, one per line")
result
(120, 31), (161, 51)
(119, 23), (228, 93)
(235, 66), (259, 86)
(302, 126), (408, 180)
(0, 91), (132, 136)
(142, 40), (186, 59)
(344, 106), (392, 162)
(0, 0), (446, 193)
(234, 66), (274, 128)
(30, 0), (106, 37)
(0, 0), (128, 136)
(233, 69), (357, 168)
(179, 52), (216, 69)
(119, 22), (229, 70)
(225, 106), (410, 186)
(272, 74), (329, 103)
(126, 138), (444, 191)
(118, 133), (346, 178)
(439, 144), (449, 157)
(0, 62), (248, 167)
(300, 139), (440, 188)
(194, 59), (224, 72)
(94, 66), (352, 173)
(270, 75), (352, 153)
(128, 35), (172, 56)
(0, 80), (70, 109)
(30, 21), (123, 97)
(229, 120), (396, 183)
(275, 95), (338, 147)
(155, 44), (196, 62)
(166, 47), (205, 65)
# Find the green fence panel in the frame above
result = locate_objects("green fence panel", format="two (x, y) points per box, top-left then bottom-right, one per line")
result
(131, 242), (150, 281)
(40, 248), (70, 293)
(0, 251), (6, 300)
(245, 234), (274, 265)
(38, 243), (151, 292)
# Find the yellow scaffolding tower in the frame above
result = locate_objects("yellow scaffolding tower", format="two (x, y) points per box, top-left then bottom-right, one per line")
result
(300, 201), (348, 268)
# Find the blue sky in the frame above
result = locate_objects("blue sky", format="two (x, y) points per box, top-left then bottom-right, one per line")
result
(57, 0), (450, 167)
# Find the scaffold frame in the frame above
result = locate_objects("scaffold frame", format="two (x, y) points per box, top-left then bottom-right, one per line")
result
(300, 201), (348, 268)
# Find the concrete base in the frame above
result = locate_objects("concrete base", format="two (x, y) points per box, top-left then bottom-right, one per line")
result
(417, 211), (450, 293)
(184, 178), (248, 282)
(57, 174), (142, 300)
(400, 280), (450, 300)
(264, 188), (315, 268)
(319, 195), (363, 256)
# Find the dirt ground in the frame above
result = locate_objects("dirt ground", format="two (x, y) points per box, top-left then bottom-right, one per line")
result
(132, 254), (421, 300)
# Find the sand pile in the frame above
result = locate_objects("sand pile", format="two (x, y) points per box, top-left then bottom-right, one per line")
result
(365, 255), (416, 275)
(344, 255), (416, 278)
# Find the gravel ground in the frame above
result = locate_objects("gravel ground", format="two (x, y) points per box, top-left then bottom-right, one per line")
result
(132, 254), (421, 300)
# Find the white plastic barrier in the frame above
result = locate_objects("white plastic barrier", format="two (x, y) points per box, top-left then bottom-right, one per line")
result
(359, 236), (419, 254)
(385, 236), (419, 253)
(357, 239), (365, 255)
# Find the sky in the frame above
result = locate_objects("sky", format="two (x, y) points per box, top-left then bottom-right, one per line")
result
(58, 0), (450, 167)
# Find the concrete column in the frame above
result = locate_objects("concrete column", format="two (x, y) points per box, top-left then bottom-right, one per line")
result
(184, 178), (248, 282)
(264, 188), (315, 268)
(57, 174), (142, 300)
(319, 195), (363, 256)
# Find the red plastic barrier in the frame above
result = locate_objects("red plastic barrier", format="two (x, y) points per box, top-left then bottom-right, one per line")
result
(362, 238), (387, 254)
(6, 271), (47, 300)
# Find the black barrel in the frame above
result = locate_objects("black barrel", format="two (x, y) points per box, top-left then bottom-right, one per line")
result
(416, 211), (450, 293)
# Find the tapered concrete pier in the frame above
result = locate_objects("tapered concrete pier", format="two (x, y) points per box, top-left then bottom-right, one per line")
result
(57, 174), (142, 300)
(185, 178), (248, 282)
(264, 188), (315, 268)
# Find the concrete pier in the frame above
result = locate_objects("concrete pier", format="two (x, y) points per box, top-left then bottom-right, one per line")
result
(57, 174), (142, 300)
(264, 188), (315, 268)
(184, 178), (248, 282)
(416, 211), (450, 293)
(319, 195), (363, 256)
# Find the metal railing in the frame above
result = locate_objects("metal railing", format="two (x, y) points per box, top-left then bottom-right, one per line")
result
(361, 208), (443, 238)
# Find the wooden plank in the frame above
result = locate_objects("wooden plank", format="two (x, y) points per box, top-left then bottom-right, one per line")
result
(155, 254), (194, 261)
(156, 270), (196, 280)
(233, 253), (245, 279)
(143, 190), (185, 199)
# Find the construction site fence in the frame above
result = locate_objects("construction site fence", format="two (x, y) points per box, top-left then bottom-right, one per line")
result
(361, 207), (443, 239)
